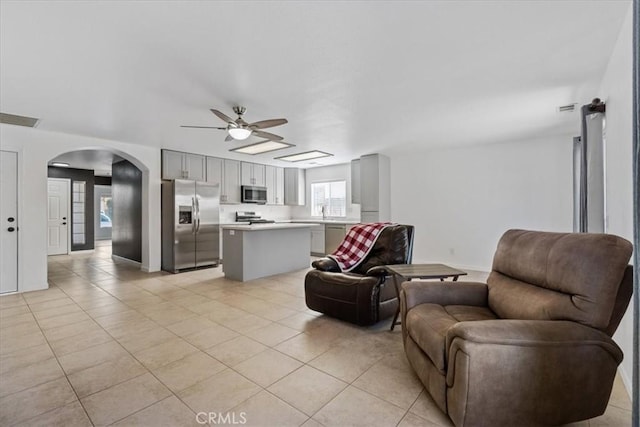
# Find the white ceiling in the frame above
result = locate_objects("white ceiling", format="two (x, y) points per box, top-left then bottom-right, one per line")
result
(0, 1), (631, 166)
(49, 150), (124, 175)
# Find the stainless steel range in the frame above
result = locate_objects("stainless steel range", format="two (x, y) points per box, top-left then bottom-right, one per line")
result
(235, 211), (275, 225)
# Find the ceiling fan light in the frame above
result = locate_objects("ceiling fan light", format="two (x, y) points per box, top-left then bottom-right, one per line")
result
(228, 127), (252, 140)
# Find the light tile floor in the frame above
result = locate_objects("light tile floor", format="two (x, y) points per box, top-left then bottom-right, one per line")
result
(0, 244), (633, 426)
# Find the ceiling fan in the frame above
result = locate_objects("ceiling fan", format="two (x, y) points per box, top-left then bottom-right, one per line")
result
(181, 106), (288, 142)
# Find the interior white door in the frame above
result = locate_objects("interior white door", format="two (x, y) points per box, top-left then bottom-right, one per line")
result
(47, 178), (70, 255)
(1, 151), (18, 293)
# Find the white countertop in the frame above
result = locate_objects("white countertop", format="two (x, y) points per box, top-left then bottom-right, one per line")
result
(290, 219), (360, 225)
(220, 223), (315, 231)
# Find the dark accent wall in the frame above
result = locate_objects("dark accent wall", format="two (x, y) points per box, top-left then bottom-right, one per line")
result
(112, 160), (142, 263)
(95, 176), (112, 186)
(47, 166), (95, 251)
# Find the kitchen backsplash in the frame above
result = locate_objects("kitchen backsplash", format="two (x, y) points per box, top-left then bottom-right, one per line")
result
(220, 204), (293, 223)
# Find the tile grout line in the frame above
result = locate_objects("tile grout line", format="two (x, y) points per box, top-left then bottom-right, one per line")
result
(50, 260), (309, 424)
(48, 256), (207, 424)
(10, 256), (594, 427)
(18, 290), (96, 427)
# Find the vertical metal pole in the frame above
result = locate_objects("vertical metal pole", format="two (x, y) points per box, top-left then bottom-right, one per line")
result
(632, 1), (639, 425)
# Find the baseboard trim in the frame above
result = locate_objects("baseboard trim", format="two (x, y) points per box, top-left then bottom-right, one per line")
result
(618, 365), (632, 398)
(111, 254), (142, 267)
(71, 249), (95, 255)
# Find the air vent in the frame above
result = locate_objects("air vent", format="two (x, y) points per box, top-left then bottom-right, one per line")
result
(0, 112), (40, 127)
(557, 103), (577, 113)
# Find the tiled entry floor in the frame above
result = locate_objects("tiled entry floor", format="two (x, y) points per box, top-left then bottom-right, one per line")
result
(0, 244), (633, 426)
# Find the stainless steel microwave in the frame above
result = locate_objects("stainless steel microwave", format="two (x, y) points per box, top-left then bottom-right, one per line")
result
(241, 185), (267, 204)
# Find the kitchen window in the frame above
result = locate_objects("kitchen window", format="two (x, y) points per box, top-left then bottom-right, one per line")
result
(311, 181), (346, 218)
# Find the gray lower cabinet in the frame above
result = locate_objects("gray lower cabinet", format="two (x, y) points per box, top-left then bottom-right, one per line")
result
(325, 223), (347, 254)
(310, 224), (325, 255)
(206, 156), (241, 204)
(162, 149), (206, 181)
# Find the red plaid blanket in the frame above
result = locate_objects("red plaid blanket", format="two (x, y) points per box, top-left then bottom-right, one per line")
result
(327, 222), (394, 272)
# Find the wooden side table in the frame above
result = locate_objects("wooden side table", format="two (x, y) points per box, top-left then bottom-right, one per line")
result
(386, 263), (467, 331)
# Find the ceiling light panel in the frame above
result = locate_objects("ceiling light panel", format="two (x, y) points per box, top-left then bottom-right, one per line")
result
(0, 112), (39, 127)
(275, 150), (333, 162)
(230, 140), (295, 155)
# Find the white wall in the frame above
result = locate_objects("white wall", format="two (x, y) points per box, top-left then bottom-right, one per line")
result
(598, 5), (634, 395)
(0, 125), (162, 292)
(389, 134), (574, 270)
(291, 163), (361, 220)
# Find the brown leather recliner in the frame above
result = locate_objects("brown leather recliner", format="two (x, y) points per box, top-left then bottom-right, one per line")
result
(401, 229), (633, 426)
(305, 224), (414, 326)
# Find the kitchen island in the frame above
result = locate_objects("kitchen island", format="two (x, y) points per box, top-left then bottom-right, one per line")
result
(221, 223), (312, 281)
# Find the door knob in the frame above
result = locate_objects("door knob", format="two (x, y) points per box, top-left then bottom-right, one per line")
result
(7, 227), (15, 232)
(7, 217), (15, 222)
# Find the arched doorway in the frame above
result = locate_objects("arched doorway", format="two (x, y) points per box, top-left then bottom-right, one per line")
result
(47, 148), (148, 270)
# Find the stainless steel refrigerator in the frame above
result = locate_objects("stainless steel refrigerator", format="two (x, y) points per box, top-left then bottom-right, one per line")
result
(162, 179), (220, 273)
(573, 98), (606, 233)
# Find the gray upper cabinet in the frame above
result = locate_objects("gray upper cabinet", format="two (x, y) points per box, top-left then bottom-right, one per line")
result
(241, 162), (266, 187)
(162, 150), (184, 180)
(184, 153), (206, 181)
(162, 149), (206, 181)
(222, 159), (241, 204)
(275, 166), (284, 205)
(284, 168), (305, 206)
(351, 159), (361, 204)
(265, 165), (285, 205)
(359, 153), (390, 220)
(360, 154), (379, 211)
(206, 156), (241, 204)
(206, 156), (223, 185)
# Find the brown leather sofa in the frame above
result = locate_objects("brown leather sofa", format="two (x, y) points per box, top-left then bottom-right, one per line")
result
(305, 224), (414, 326)
(400, 229), (633, 426)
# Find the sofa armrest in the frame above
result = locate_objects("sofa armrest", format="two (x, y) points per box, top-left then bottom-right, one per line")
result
(401, 281), (488, 312)
(304, 269), (384, 325)
(445, 319), (622, 359)
(365, 266), (390, 277)
(311, 257), (340, 272)
(444, 319), (623, 426)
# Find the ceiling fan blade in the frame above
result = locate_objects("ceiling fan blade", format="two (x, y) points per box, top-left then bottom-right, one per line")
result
(253, 130), (284, 141)
(210, 109), (237, 125)
(180, 125), (227, 130)
(225, 134), (234, 142)
(248, 118), (288, 129)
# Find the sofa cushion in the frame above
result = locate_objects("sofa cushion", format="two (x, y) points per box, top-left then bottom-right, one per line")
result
(488, 230), (632, 330)
(406, 303), (497, 372)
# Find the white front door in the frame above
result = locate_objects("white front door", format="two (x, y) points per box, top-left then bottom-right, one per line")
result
(47, 178), (70, 255)
(1, 151), (18, 293)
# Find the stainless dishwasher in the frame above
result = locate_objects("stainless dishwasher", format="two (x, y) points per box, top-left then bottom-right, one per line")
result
(325, 223), (347, 254)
